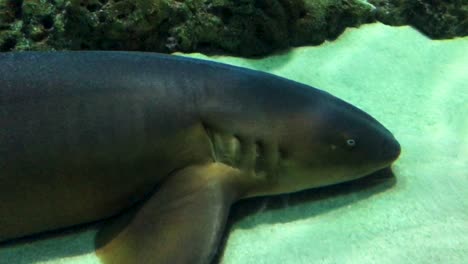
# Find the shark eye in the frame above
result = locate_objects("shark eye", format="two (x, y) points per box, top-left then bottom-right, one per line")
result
(346, 139), (356, 147)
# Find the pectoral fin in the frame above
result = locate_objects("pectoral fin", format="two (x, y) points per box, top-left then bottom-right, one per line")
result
(95, 163), (244, 264)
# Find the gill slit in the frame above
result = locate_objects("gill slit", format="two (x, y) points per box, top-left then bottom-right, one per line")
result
(201, 121), (218, 163)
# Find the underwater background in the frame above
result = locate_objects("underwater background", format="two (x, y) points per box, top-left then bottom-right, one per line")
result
(1, 0), (467, 263)
(1, 22), (467, 263)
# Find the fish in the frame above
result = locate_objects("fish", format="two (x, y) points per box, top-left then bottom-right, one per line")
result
(0, 51), (400, 263)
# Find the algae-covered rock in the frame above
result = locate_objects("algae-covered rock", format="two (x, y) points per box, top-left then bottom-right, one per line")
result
(369, 0), (468, 39)
(0, 0), (466, 55)
(294, 0), (374, 45)
(0, 0), (65, 51)
(0, 0), (374, 55)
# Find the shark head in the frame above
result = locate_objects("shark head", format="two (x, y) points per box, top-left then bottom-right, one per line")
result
(263, 88), (401, 195)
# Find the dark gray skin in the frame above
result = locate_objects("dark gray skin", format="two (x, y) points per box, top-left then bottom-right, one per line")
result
(0, 52), (400, 264)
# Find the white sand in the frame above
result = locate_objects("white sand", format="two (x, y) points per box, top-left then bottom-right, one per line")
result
(1, 23), (467, 264)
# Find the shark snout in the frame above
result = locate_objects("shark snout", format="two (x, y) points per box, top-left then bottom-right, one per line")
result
(381, 135), (401, 162)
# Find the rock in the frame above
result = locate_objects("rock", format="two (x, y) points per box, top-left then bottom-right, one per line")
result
(0, 0), (374, 55)
(369, 0), (468, 39)
(0, 0), (466, 55)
